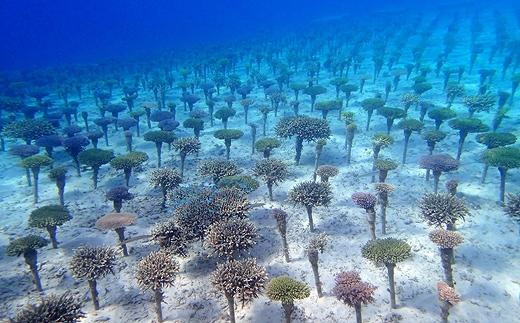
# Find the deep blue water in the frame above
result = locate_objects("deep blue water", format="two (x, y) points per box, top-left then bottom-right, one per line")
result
(0, 0), (481, 70)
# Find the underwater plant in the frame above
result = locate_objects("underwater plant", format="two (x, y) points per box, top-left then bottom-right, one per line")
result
(205, 217), (257, 260)
(362, 238), (411, 309)
(361, 97), (385, 131)
(437, 281), (461, 323)
(9, 292), (84, 323)
(306, 234), (327, 297)
(106, 186), (134, 213)
(481, 146), (520, 203)
(272, 208), (290, 262)
(21, 154), (53, 203)
(419, 193), (469, 229)
(213, 129), (243, 160)
(429, 229), (464, 287)
(28, 205), (71, 249)
(275, 116), (330, 165)
(110, 151), (149, 186)
(288, 181), (332, 231)
(253, 158), (288, 201)
(333, 271), (377, 323)
(135, 250), (179, 323)
(6, 235), (48, 292)
(95, 212), (137, 256)
(144, 130), (176, 167)
(352, 192), (378, 240)
(70, 246), (117, 310)
(172, 137), (200, 177)
(78, 148), (113, 189)
(255, 137), (281, 158)
(198, 158), (241, 184)
(63, 135), (90, 176)
(48, 166), (67, 205)
(397, 118), (424, 164)
(449, 118), (489, 160)
(149, 168), (182, 208)
(266, 276), (310, 323)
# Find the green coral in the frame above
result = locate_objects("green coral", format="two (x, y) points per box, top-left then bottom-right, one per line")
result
(255, 137), (281, 157)
(6, 235), (48, 256)
(217, 175), (260, 193)
(476, 132), (517, 149)
(266, 276), (310, 303)
(214, 129), (243, 140)
(29, 205), (71, 228)
(3, 119), (55, 144)
(143, 130), (176, 144)
(374, 158), (398, 171)
(21, 154), (53, 169)
(361, 238), (411, 264)
(482, 147), (520, 169)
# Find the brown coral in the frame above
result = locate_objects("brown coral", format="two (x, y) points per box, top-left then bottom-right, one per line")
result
(333, 271), (377, 307)
(429, 229), (464, 249)
(437, 281), (460, 305)
(205, 218), (257, 259)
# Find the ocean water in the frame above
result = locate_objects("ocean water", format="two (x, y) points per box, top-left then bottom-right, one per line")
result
(1, 0), (520, 322)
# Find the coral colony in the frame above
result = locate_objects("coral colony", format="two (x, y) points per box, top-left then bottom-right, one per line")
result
(3, 2), (520, 323)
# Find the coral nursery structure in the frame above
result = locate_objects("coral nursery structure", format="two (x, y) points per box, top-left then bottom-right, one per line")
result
(2, 2), (520, 323)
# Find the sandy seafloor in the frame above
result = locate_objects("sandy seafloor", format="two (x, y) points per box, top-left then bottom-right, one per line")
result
(1, 11), (520, 323)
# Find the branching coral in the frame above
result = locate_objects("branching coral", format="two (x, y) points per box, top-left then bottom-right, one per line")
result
(28, 205), (71, 248)
(255, 137), (281, 158)
(211, 187), (251, 219)
(375, 183), (395, 235)
(362, 238), (411, 309)
(419, 193), (469, 229)
(352, 192), (378, 240)
(212, 258), (267, 323)
(205, 218), (257, 260)
(419, 154), (459, 193)
(149, 168), (182, 208)
(253, 158), (288, 201)
(136, 250), (179, 323)
(306, 234), (327, 297)
(437, 281), (461, 323)
(110, 151), (148, 186)
(266, 276), (310, 323)
(175, 189), (216, 240)
(333, 271), (377, 323)
(9, 292), (85, 323)
(272, 208), (290, 262)
(217, 175), (259, 194)
(316, 165), (339, 182)
(288, 181), (332, 231)
(144, 130), (176, 167)
(150, 218), (188, 256)
(198, 159), (241, 184)
(172, 137), (200, 177)
(449, 118), (489, 160)
(504, 193), (520, 223)
(70, 246), (117, 310)
(213, 129), (243, 160)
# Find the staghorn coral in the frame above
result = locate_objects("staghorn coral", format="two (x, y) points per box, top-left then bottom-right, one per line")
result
(150, 218), (188, 256)
(272, 208), (290, 262)
(306, 234), (327, 297)
(9, 292), (85, 323)
(352, 192), (378, 240)
(213, 129), (243, 160)
(172, 137), (200, 177)
(275, 116), (330, 165)
(175, 190), (216, 240)
(28, 205), (71, 248)
(420, 193), (469, 229)
(198, 159), (241, 184)
(375, 183), (395, 235)
(95, 212), (137, 256)
(253, 158), (288, 201)
(266, 276), (310, 323)
(106, 186), (134, 212)
(136, 250), (179, 323)
(48, 166), (67, 205)
(316, 165), (339, 182)
(211, 187), (251, 219)
(205, 218), (257, 260)
(217, 175), (259, 193)
(149, 168), (182, 208)
(362, 238), (411, 309)
(70, 246), (117, 310)
(6, 235), (48, 292)
(333, 271), (377, 323)
(288, 181), (332, 231)
(419, 154), (459, 193)
(437, 281), (461, 323)
(78, 148), (114, 189)
(21, 154), (53, 203)
(482, 146), (520, 203)
(430, 229), (464, 287)
(212, 258), (267, 323)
